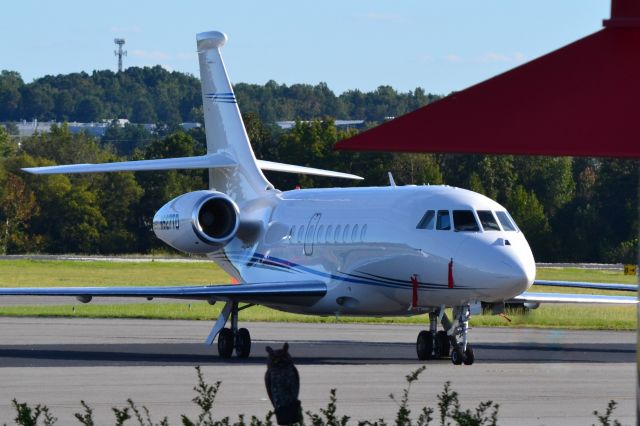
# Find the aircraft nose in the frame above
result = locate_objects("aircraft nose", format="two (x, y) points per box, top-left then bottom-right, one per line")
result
(455, 236), (535, 298)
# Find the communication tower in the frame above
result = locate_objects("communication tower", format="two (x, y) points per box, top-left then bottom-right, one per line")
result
(114, 38), (127, 72)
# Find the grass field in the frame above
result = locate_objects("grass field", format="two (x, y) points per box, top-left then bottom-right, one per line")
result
(0, 259), (636, 329)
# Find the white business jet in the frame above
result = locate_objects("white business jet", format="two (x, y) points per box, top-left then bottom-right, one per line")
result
(2, 31), (636, 365)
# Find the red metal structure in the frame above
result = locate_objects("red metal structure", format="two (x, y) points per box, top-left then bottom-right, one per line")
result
(335, 1), (640, 158)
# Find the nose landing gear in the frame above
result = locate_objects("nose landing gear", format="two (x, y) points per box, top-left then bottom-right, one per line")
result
(416, 305), (474, 365)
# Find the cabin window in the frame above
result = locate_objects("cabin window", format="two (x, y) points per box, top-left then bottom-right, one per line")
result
(496, 211), (518, 231)
(477, 210), (501, 231)
(297, 225), (305, 243)
(343, 225), (351, 243)
(326, 225), (333, 243)
(416, 210), (435, 229)
(360, 224), (368, 241)
(316, 225), (324, 243)
(453, 210), (480, 232)
(352, 224), (359, 242)
(307, 225), (315, 243)
(436, 210), (451, 230)
(334, 225), (342, 242)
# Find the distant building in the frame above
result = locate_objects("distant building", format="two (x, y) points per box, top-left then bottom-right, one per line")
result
(13, 120), (201, 139)
(276, 120), (365, 131)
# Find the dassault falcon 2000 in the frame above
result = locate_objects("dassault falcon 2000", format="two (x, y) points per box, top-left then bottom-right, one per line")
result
(1, 31), (636, 365)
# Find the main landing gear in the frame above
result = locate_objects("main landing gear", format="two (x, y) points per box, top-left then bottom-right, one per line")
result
(206, 301), (253, 359)
(416, 305), (474, 365)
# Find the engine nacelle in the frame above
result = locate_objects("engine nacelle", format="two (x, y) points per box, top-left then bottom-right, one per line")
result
(153, 190), (240, 254)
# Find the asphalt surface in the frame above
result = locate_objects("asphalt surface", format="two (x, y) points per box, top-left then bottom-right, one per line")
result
(0, 318), (635, 425)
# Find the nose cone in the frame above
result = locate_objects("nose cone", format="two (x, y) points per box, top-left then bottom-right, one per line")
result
(455, 235), (535, 300)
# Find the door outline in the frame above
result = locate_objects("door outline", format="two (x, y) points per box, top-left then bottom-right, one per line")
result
(304, 213), (322, 256)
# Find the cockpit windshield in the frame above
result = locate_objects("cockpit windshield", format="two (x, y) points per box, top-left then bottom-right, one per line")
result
(477, 210), (501, 231)
(496, 211), (517, 231)
(453, 210), (480, 232)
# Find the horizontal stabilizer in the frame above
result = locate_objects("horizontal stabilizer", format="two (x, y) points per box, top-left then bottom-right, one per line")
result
(256, 160), (363, 180)
(0, 281), (327, 305)
(22, 153), (237, 175)
(22, 155), (363, 180)
(534, 279), (637, 292)
(512, 292), (637, 304)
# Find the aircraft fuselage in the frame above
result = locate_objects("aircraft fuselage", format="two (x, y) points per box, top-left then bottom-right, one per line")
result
(211, 184), (536, 316)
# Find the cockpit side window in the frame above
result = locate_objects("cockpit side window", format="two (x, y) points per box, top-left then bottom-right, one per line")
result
(496, 211), (517, 231)
(453, 210), (480, 232)
(436, 210), (451, 230)
(416, 210), (435, 229)
(477, 210), (501, 231)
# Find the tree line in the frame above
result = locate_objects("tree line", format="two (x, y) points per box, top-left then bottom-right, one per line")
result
(0, 67), (436, 124)
(0, 116), (636, 263)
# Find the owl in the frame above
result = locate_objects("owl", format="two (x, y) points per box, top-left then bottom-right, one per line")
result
(265, 343), (302, 425)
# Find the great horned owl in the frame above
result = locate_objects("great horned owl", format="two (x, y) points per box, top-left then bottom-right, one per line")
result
(265, 342), (302, 425)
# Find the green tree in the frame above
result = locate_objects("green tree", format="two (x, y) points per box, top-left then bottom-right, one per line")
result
(0, 173), (40, 254)
(0, 70), (23, 120)
(75, 97), (104, 122)
(506, 185), (552, 260)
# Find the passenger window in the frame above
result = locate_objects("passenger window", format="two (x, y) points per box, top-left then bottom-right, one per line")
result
(477, 210), (500, 231)
(326, 225), (333, 243)
(316, 225), (324, 243)
(343, 225), (351, 243)
(416, 210), (435, 229)
(334, 225), (342, 242)
(360, 224), (367, 241)
(352, 224), (359, 242)
(436, 210), (451, 230)
(453, 210), (480, 232)
(496, 211), (517, 231)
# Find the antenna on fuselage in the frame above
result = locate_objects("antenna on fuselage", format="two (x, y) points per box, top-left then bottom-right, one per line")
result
(388, 172), (396, 187)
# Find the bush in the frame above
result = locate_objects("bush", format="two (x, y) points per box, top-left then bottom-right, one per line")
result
(3, 366), (623, 426)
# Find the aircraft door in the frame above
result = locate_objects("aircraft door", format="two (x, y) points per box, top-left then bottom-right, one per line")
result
(304, 213), (322, 256)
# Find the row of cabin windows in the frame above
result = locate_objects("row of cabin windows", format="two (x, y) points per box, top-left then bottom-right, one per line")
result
(416, 209), (517, 232)
(290, 224), (368, 244)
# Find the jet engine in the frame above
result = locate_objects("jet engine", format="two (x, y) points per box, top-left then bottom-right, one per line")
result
(153, 190), (240, 254)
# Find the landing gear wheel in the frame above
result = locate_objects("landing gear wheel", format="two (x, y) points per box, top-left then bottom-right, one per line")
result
(463, 345), (474, 365)
(217, 328), (234, 358)
(435, 331), (450, 358)
(416, 331), (433, 360)
(235, 327), (251, 358)
(451, 348), (463, 365)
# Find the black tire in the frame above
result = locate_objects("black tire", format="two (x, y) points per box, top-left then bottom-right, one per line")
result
(416, 331), (433, 360)
(235, 327), (251, 358)
(217, 328), (234, 358)
(435, 331), (450, 358)
(451, 348), (463, 365)
(463, 344), (475, 365)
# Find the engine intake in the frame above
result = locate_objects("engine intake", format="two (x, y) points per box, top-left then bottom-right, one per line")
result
(153, 190), (240, 254)
(193, 195), (239, 244)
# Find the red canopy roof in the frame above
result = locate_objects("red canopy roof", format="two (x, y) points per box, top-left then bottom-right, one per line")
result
(335, 3), (640, 158)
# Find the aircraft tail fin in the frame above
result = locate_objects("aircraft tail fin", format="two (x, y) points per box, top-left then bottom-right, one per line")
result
(196, 31), (273, 202)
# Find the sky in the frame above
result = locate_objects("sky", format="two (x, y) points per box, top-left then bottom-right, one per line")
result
(1, 0), (610, 96)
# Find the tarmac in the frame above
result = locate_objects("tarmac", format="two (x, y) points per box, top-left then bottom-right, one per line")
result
(0, 318), (634, 425)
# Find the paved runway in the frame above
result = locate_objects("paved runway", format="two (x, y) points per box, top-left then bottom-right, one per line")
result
(0, 318), (635, 425)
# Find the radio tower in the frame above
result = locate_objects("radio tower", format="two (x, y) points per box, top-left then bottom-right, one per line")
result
(114, 38), (127, 72)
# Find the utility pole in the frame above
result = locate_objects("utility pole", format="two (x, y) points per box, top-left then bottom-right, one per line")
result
(114, 38), (127, 72)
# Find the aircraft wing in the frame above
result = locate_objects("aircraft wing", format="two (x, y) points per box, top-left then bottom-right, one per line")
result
(534, 279), (637, 292)
(0, 281), (327, 306)
(511, 292), (637, 305)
